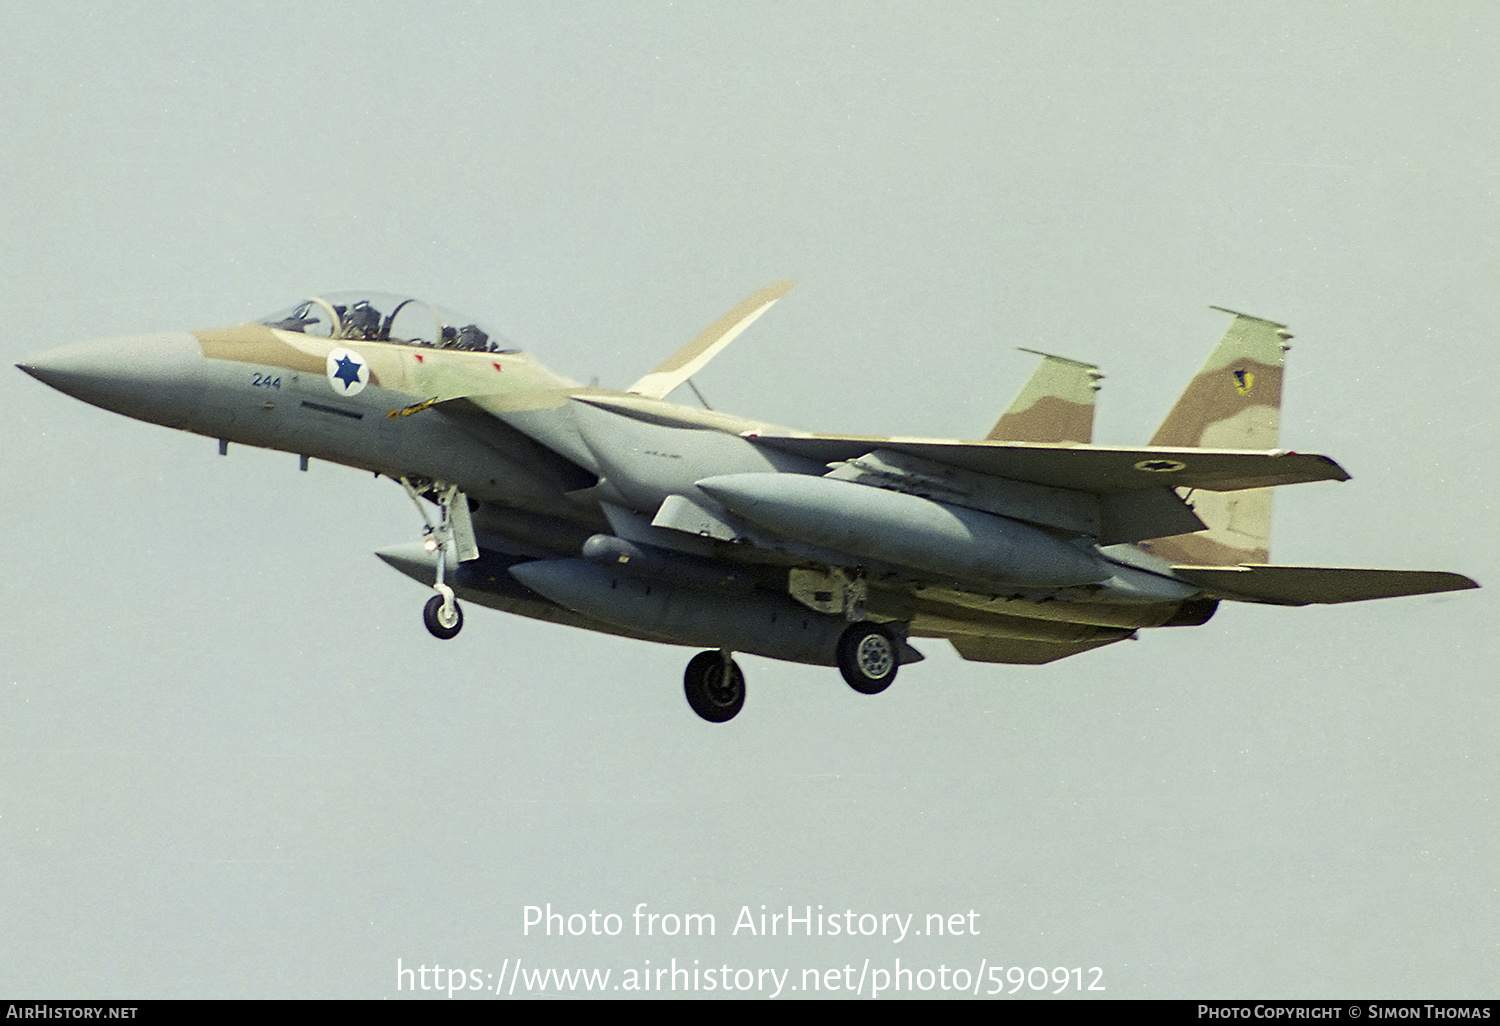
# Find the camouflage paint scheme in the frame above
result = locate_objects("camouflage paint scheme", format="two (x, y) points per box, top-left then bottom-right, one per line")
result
(986, 349), (1102, 445)
(1140, 308), (1289, 566)
(16, 285), (1478, 720)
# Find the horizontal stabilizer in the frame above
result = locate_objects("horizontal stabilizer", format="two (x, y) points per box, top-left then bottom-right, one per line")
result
(949, 634), (1131, 664)
(628, 280), (797, 400)
(1171, 565), (1479, 605)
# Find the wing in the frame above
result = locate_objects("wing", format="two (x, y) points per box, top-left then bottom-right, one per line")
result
(628, 280), (797, 400)
(747, 434), (1348, 493)
(745, 434), (1345, 545)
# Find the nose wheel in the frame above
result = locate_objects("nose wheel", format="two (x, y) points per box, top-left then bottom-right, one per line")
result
(423, 592), (464, 640)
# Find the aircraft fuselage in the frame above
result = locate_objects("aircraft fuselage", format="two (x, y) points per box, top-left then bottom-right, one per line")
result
(18, 289), (1476, 722)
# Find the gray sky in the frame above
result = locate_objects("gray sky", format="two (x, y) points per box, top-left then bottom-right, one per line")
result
(2, 1), (1495, 999)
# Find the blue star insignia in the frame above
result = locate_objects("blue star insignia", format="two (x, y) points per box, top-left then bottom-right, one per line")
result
(333, 354), (364, 390)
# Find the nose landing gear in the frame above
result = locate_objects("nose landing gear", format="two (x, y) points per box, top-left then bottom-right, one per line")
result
(400, 477), (478, 640)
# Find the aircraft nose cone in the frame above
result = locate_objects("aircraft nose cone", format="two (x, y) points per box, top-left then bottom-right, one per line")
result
(17, 333), (204, 416)
(16, 355), (61, 386)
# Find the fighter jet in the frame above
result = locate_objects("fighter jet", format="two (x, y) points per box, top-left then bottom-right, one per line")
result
(17, 284), (1477, 722)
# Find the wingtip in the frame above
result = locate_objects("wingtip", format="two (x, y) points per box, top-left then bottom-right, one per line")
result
(1292, 452), (1351, 482)
(1323, 456), (1353, 482)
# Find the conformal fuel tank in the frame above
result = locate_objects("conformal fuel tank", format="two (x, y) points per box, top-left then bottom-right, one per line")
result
(696, 472), (1109, 587)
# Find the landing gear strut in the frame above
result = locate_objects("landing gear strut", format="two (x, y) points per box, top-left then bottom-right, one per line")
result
(401, 477), (478, 640)
(837, 622), (898, 695)
(684, 650), (746, 723)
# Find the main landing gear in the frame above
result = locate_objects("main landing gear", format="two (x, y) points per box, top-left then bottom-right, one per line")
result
(681, 621), (901, 723)
(401, 477), (478, 640)
(788, 567), (900, 696)
(836, 621), (899, 695)
(683, 650), (746, 723)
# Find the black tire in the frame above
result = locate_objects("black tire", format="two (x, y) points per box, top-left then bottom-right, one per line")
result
(837, 622), (898, 695)
(683, 650), (746, 723)
(423, 594), (463, 640)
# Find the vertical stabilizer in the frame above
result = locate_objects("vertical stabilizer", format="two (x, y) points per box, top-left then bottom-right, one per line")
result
(628, 280), (796, 400)
(985, 348), (1103, 444)
(1139, 308), (1292, 565)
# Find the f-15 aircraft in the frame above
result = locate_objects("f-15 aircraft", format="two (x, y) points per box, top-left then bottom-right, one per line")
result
(17, 283), (1477, 722)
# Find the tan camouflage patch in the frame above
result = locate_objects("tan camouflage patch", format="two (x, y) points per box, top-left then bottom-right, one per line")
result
(986, 350), (1101, 444)
(1138, 479), (1275, 565)
(197, 324), (590, 405)
(1150, 308), (1289, 448)
(1141, 311), (1292, 563)
(1149, 359), (1283, 448)
(910, 584), (1188, 629)
(629, 280), (796, 398)
(987, 394), (1094, 444)
(195, 325), (327, 376)
(1137, 530), (1269, 567)
(909, 603), (1136, 644)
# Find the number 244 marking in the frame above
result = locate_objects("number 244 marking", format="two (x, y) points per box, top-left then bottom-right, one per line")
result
(251, 373), (282, 389)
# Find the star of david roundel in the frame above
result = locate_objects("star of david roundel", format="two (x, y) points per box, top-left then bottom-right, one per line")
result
(326, 347), (370, 397)
(1133, 458), (1187, 473)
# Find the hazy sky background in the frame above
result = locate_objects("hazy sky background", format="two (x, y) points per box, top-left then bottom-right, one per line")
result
(2, 2), (1495, 998)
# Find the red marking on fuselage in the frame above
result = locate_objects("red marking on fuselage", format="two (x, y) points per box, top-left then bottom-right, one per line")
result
(493, 362), (503, 371)
(414, 353), (425, 363)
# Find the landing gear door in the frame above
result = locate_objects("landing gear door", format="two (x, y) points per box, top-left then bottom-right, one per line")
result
(450, 490), (479, 563)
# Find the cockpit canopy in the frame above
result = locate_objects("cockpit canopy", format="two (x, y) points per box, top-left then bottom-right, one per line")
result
(257, 292), (514, 353)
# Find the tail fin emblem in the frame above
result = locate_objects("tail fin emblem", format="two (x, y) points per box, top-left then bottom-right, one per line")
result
(1233, 368), (1254, 395)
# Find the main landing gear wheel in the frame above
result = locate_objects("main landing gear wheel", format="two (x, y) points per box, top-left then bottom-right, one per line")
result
(837, 622), (898, 695)
(423, 594), (463, 640)
(684, 650), (746, 723)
